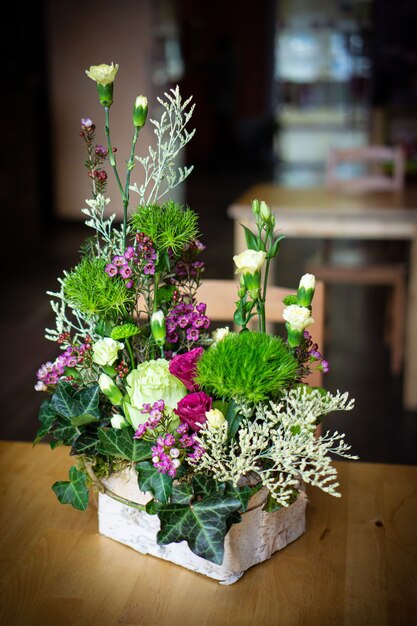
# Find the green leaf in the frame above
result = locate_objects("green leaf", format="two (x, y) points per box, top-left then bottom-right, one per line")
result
(98, 428), (153, 462)
(242, 224), (259, 251)
(282, 294), (297, 306)
(145, 499), (160, 515)
(70, 431), (100, 456)
(70, 413), (100, 427)
(157, 493), (241, 564)
(224, 482), (252, 513)
(52, 466), (89, 511)
(263, 492), (283, 513)
(51, 382), (101, 423)
(267, 234), (286, 259)
(34, 399), (58, 444)
(192, 474), (223, 498)
(136, 461), (173, 504)
(52, 416), (78, 446)
(226, 399), (244, 441)
(171, 483), (194, 505)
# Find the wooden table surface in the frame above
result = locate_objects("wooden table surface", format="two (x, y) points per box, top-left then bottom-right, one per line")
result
(228, 184), (417, 411)
(1, 441), (416, 626)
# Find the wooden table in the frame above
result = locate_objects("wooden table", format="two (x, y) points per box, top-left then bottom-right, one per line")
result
(1, 441), (416, 626)
(228, 184), (417, 410)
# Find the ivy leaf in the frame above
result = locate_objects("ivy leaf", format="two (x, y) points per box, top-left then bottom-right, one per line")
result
(70, 413), (100, 427)
(52, 466), (89, 511)
(241, 224), (259, 251)
(51, 382), (101, 423)
(70, 430), (100, 456)
(145, 499), (160, 515)
(224, 482), (252, 513)
(34, 399), (58, 444)
(192, 474), (223, 498)
(136, 461), (173, 504)
(226, 399), (244, 441)
(263, 492), (283, 513)
(52, 415), (78, 446)
(98, 428), (153, 462)
(157, 494), (241, 564)
(171, 483), (194, 505)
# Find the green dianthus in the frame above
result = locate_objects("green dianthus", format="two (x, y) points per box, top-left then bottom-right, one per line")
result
(195, 331), (299, 404)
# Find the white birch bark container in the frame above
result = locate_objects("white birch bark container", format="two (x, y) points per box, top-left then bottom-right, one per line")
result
(97, 467), (307, 585)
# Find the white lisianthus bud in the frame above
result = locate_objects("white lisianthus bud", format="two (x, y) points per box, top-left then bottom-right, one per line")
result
(99, 373), (123, 405)
(297, 273), (316, 307)
(251, 199), (261, 216)
(110, 414), (128, 429)
(233, 249), (266, 275)
(205, 408), (226, 429)
(211, 326), (230, 346)
(260, 201), (271, 222)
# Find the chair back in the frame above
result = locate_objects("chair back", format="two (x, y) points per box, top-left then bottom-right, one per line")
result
(197, 279), (325, 388)
(325, 145), (405, 192)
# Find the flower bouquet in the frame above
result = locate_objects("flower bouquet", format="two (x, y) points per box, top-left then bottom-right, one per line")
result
(35, 64), (356, 584)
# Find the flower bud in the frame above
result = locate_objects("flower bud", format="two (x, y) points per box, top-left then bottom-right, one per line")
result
(86, 63), (119, 107)
(111, 413), (129, 429)
(132, 95), (148, 128)
(99, 373), (123, 405)
(233, 249), (266, 276)
(205, 408), (226, 429)
(238, 274), (247, 298)
(297, 273), (316, 307)
(251, 199), (261, 216)
(151, 310), (166, 347)
(244, 271), (262, 300)
(259, 201), (271, 223)
(282, 305), (315, 348)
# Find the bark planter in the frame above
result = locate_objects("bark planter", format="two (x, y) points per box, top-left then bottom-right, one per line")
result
(95, 467), (307, 585)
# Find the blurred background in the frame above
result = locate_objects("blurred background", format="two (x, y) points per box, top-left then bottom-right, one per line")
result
(1, 0), (417, 463)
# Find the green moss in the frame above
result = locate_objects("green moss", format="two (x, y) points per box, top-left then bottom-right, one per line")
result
(63, 257), (132, 319)
(195, 331), (299, 404)
(130, 200), (199, 255)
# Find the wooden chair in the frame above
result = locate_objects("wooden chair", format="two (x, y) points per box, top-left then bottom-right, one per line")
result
(307, 145), (407, 375)
(197, 278), (325, 388)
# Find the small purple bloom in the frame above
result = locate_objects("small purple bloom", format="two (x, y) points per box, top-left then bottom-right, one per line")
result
(119, 265), (132, 279)
(196, 302), (207, 314)
(112, 255), (126, 267)
(105, 263), (118, 277)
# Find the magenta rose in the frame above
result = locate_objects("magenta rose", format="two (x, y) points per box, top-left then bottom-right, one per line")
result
(173, 391), (212, 431)
(168, 347), (204, 392)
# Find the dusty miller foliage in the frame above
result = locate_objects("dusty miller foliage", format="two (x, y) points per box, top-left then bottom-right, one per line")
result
(45, 86), (195, 344)
(193, 387), (357, 507)
(130, 85), (195, 205)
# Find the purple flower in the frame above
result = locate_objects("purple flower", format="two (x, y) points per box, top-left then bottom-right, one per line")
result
(113, 255), (126, 267)
(169, 347), (203, 391)
(81, 118), (93, 128)
(124, 246), (136, 260)
(95, 144), (108, 157)
(119, 265), (132, 279)
(143, 262), (155, 275)
(133, 424), (148, 439)
(174, 391), (212, 431)
(186, 327), (200, 342)
(196, 302), (207, 314)
(105, 263), (118, 277)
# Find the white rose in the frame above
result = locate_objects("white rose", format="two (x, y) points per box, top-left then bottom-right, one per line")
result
(205, 408), (226, 429)
(233, 249), (266, 275)
(110, 414), (128, 429)
(282, 305), (314, 332)
(92, 338), (124, 366)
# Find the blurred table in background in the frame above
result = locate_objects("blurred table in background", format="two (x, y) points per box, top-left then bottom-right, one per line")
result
(1, 441), (416, 626)
(228, 184), (417, 410)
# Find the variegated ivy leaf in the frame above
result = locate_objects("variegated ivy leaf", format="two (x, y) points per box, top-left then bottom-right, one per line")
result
(52, 467), (89, 511)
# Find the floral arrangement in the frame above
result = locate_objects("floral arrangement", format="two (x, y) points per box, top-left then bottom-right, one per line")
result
(35, 63), (356, 566)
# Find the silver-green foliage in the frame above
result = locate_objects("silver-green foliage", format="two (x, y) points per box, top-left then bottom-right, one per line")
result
(130, 85), (195, 205)
(193, 386), (357, 507)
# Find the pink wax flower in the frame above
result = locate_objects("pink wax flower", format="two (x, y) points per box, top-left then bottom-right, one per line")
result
(173, 391), (212, 431)
(169, 347), (203, 391)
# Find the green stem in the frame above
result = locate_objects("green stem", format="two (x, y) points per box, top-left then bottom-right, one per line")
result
(104, 107), (128, 246)
(122, 126), (140, 251)
(125, 337), (135, 369)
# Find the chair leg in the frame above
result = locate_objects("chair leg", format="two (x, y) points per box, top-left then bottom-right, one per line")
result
(389, 276), (406, 375)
